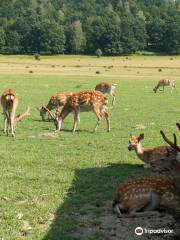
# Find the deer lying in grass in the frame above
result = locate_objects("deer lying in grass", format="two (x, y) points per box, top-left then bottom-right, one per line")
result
(128, 133), (176, 169)
(95, 82), (117, 106)
(154, 123), (180, 174)
(45, 90), (110, 133)
(153, 78), (176, 93)
(39, 92), (73, 121)
(113, 175), (180, 217)
(1, 89), (30, 137)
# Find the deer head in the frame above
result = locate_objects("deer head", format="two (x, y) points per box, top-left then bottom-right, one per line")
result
(159, 123), (180, 173)
(128, 133), (144, 151)
(41, 106), (60, 130)
(160, 123), (180, 152)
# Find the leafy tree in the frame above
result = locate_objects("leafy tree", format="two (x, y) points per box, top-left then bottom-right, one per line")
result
(95, 48), (102, 57)
(0, 28), (5, 52)
(27, 20), (65, 54)
(68, 20), (86, 54)
(162, 15), (180, 54)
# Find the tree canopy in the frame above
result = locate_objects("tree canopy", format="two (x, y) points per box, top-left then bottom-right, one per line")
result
(0, 0), (179, 55)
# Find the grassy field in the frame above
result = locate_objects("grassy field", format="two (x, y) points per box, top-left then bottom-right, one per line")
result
(0, 55), (179, 240)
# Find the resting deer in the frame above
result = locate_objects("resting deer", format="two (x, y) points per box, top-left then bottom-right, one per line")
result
(39, 92), (73, 121)
(113, 175), (180, 217)
(95, 82), (117, 106)
(153, 78), (176, 93)
(155, 123), (180, 174)
(1, 89), (30, 136)
(128, 133), (176, 169)
(45, 90), (110, 133)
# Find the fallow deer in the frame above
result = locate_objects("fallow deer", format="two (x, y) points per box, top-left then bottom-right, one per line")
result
(45, 90), (110, 133)
(113, 175), (180, 217)
(153, 78), (176, 93)
(128, 133), (176, 169)
(1, 89), (30, 136)
(95, 82), (117, 106)
(39, 92), (73, 121)
(155, 123), (180, 174)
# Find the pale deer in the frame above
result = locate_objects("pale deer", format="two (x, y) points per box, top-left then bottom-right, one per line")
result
(45, 90), (110, 133)
(128, 133), (176, 169)
(1, 89), (30, 136)
(95, 82), (117, 106)
(113, 175), (180, 217)
(39, 92), (73, 121)
(153, 78), (176, 93)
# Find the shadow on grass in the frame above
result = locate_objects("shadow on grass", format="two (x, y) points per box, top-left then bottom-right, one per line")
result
(43, 163), (148, 240)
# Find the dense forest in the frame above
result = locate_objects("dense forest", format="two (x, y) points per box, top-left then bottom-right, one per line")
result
(0, 0), (180, 55)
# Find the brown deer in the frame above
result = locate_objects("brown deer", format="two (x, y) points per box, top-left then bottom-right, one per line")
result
(128, 133), (176, 169)
(1, 89), (30, 136)
(95, 82), (117, 106)
(155, 123), (180, 174)
(153, 78), (176, 93)
(39, 92), (73, 121)
(45, 90), (110, 133)
(113, 175), (180, 217)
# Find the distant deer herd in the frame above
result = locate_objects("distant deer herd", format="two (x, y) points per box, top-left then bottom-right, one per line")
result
(1, 77), (179, 218)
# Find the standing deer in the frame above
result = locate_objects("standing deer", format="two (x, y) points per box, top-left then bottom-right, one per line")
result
(1, 89), (30, 136)
(95, 82), (117, 106)
(39, 92), (73, 121)
(128, 133), (176, 169)
(45, 90), (110, 133)
(113, 175), (180, 217)
(153, 78), (176, 93)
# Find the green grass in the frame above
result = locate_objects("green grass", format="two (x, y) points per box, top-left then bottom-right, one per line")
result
(0, 55), (179, 239)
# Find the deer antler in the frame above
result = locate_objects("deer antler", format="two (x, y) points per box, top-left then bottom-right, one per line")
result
(160, 130), (180, 151)
(14, 107), (30, 126)
(42, 106), (55, 120)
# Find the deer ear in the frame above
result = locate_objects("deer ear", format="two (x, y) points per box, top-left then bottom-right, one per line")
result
(138, 133), (144, 141)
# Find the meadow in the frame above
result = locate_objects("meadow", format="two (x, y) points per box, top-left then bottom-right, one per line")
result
(0, 55), (180, 240)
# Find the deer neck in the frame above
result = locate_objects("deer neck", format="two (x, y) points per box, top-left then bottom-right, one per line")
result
(135, 143), (144, 158)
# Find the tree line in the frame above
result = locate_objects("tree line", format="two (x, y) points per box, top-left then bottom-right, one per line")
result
(0, 0), (179, 55)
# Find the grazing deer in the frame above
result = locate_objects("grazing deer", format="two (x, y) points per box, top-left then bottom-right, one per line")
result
(113, 175), (180, 217)
(1, 89), (30, 136)
(128, 133), (176, 169)
(39, 92), (73, 121)
(95, 82), (117, 106)
(45, 90), (110, 133)
(153, 78), (176, 93)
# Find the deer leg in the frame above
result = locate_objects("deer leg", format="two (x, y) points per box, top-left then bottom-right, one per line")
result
(103, 111), (110, 132)
(112, 93), (116, 106)
(4, 115), (7, 134)
(72, 110), (80, 132)
(93, 107), (102, 133)
(10, 116), (15, 137)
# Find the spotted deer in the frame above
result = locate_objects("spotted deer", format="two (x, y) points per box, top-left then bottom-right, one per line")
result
(1, 89), (30, 136)
(39, 92), (73, 121)
(153, 78), (176, 93)
(128, 133), (176, 169)
(113, 175), (180, 217)
(95, 82), (117, 105)
(45, 90), (110, 133)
